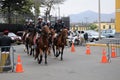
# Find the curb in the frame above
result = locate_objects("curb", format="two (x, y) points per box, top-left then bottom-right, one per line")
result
(86, 43), (120, 48)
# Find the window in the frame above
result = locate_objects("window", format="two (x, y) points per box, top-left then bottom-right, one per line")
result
(109, 25), (111, 29)
(103, 25), (105, 29)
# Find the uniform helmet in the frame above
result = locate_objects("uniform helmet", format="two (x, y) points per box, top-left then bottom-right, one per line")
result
(38, 16), (43, 20)
(25, 19), (29, 22)
(29, 19), (33, 22)
(47, 20), (50, 23)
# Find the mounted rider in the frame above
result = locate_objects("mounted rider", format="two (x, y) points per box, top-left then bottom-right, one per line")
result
(36, 16), (46, 34)
(54, 19), (65, 34)
(22, 19), (35, 42)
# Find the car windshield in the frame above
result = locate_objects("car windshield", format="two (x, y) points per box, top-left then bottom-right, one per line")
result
(85, 30), (99, 36)
(102, 29), (115, 33)
(8, 33), (17, 37)
(106, 30), (113, 33)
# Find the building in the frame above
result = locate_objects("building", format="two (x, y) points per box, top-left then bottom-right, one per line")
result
(94, 22), (115, 30)
(70, 23), (89, 31)
(116, 0), (120, 33)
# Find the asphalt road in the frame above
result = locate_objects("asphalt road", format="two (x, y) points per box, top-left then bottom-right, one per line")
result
(0, 44), (120, 80)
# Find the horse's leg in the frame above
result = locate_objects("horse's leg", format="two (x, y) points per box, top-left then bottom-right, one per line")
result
(26, 43), (29, 55)
(52, 45), (56, 57)
(56, 46), (60, 57)
(30, 45), (34, 57)
(35, 47), (39, 60)
(45, 50), (47, 64)
(30, 46), (32, 56)
(33, 48), (34, 57)
(61, 46), (64, 61)
(38, 54), (42, 64)
(38, 50), (43, 64)
(47, 47), (51, 56)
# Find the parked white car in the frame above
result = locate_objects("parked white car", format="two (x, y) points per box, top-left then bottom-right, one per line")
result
(8, 32), (22, 44)
(101, 29), (115, 38)
(84, 30), (105, 42)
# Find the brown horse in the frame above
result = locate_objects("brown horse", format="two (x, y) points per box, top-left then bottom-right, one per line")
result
(35, 25), (51, 64)
(23, 29), (37, 56)
(52, 29), (68, 60)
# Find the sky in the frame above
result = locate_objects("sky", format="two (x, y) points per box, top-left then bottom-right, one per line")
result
(50, 0), (115, 16)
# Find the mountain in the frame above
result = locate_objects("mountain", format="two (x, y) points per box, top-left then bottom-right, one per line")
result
(69, 10), (115, 23)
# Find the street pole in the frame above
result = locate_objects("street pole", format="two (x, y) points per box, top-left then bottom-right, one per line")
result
(58, 5), (60, 19)
(98, 0), (101, 39)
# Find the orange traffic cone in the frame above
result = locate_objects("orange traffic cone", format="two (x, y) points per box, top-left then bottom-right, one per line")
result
(86, 45), (91, 55)
(111, 47), (116, 58)
(16, 55), (24, 73)
(101, 48), (108, 63)
(71, 42), (75, 52)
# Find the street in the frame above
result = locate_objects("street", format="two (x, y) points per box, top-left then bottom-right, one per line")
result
(0, 44), (120, 80)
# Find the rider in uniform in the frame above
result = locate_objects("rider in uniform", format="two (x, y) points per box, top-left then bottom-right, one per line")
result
(36, 16), (46, 34)
(22, 19), (35, 42)
(54, 19), (65, 34)
(27, 19), (35, 33)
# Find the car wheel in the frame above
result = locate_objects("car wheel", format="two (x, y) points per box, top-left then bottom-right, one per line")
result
(91, 38), (95, 42)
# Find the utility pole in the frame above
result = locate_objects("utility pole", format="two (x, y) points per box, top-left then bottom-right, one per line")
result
(98, 0), (101, 39)
(58, 5), (60, 19)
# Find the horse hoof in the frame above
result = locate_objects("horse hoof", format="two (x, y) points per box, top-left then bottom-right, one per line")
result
(56, 54), (59, 57)
(38, 59), (42, 64)
(45, 62), (47, 64)
(38, 61), (41, 64)
(61, 58), (63, 61)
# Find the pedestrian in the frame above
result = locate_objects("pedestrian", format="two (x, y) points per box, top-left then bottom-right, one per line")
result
(84, 32), (88, 43)
(0, 30), (14, 52)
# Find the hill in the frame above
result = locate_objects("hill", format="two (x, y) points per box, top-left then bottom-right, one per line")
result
(69, 10), (115, 23)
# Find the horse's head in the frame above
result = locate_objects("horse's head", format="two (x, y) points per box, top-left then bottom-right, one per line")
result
(42, 25), (51, 37)
(50, 28), (56, 35)
(61, 29), (68, 38)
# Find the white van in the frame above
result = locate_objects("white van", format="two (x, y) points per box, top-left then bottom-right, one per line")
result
(101, 29), (115, 38)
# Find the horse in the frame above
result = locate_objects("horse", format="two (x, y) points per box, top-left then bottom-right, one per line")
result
(23, 28), (37, 56)
(52, 28), (68, 60)
(35, 25), (51, 64)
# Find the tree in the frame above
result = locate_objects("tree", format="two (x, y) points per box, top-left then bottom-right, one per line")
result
(32, 0), (66, 24)
(0, 0), (33, 24)
(89, 24), (98, 30)
(43, 0), (66, 21)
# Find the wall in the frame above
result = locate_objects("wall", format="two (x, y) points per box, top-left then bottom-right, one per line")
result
(116, 0), (120, 32)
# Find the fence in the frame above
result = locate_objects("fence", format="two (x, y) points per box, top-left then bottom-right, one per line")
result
(106, 39), (120, 62)
(86, 38), (120, 63)
(0, 46), (15, 72)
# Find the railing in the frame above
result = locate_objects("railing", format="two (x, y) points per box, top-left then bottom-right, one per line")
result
(0, 46), (15, 72)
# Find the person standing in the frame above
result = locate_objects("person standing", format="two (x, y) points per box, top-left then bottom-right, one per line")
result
(0, 30), (14, 72)
(0, 30), (14, 52)
(84, 32), (88, 43)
